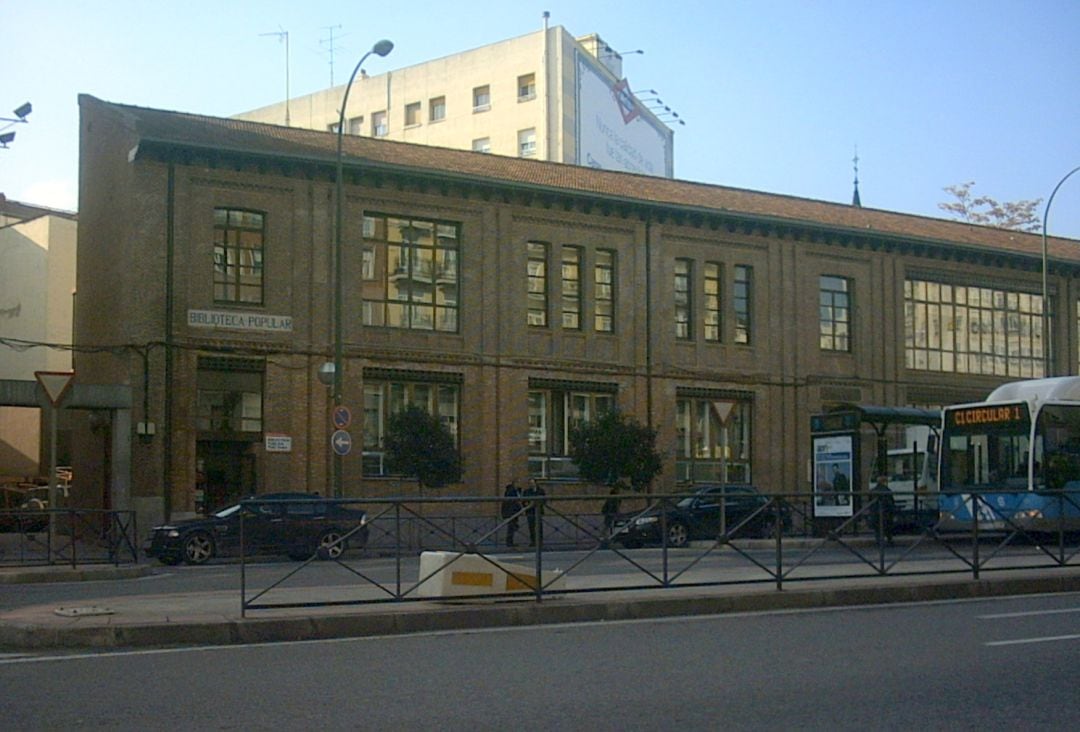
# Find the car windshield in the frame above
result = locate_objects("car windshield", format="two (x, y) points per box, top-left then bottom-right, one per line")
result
(214, 504), (241, 519)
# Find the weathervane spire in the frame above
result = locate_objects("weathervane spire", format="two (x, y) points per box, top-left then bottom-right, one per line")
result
(852, 146), (862, 207)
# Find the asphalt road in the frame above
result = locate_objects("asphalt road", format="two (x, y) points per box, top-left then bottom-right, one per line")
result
(2, 591), (1077, 730)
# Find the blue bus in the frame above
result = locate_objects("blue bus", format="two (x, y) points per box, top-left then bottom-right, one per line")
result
(938, 377), (1080, 533)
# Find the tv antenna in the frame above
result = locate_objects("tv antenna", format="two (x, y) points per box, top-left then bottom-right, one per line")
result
(321, 24), (345, 86)
(259, 27), (291, 126)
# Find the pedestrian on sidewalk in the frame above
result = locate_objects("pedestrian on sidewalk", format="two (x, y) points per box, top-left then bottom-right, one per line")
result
(870, 473), (896, 547)
(501, 481), (523, 548)
(524, 478), (546, 547)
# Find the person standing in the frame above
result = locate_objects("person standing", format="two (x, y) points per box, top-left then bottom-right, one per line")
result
(501, 481), (522, 548)
(870, 473), (896, 547)
(524, 478), (546, 547)
(601, 488), (621, 544)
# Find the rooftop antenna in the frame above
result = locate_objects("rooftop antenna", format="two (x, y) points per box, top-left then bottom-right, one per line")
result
(321, 24), (344, 86)
(259, 27), (291, 126)
(852, 146), (862, 207)
(543, 10), (550, 31)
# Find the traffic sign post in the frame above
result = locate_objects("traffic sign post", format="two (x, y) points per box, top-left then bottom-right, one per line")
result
(332, 429), (353, 457)
(332, 405), (352, 430)
(35, 370), (74, 564)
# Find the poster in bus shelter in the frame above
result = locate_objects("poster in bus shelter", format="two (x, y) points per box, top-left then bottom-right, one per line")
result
(813, 435), (854, 517)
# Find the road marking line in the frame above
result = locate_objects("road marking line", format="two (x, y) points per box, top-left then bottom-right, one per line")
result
(978, 607), (1080, 619)
(985, 633), (1080, 647)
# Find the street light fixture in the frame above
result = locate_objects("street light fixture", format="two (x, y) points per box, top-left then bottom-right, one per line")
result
(1041, 165), (1080, 378)
(332, 39), (393, 497)
(0, 101), (31, 149)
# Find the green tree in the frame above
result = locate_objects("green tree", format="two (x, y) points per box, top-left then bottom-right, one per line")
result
(938, 181), (1042, 232)
(383, 404), (462, 489)
(569, 410), (663, 492)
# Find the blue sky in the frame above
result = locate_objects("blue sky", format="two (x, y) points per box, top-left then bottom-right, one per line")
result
(3, 1), (1079, 237)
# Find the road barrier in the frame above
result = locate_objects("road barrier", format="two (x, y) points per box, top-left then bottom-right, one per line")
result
(239, 489), (1080, 616)
(0, 508), (138, 567)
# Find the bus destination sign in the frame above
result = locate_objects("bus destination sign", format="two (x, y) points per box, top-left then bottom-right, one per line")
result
(945, 402), (1029, 430)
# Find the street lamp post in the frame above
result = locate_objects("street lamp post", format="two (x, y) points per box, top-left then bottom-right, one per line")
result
(332, 39), (393, 497)
(1041, 165), (1080, 378)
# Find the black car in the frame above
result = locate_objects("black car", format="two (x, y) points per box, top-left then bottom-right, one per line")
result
(144, 492), (369, 565)
(613, 484), (789, 548)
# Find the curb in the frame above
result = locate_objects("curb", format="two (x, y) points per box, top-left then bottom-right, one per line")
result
(0, 564), (152, 585)
(2, 571), (1079, 651)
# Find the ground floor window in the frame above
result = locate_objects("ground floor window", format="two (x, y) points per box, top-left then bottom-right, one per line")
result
(528, 381), (616, 478)
(195, 357), (264, 434)
(362, 375), (460, 476)
(675, 391), (752, 484)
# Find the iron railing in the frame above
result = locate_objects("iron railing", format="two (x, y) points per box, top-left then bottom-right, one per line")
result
(0, 508), (138, 567)
(238, 489), (1080, 614)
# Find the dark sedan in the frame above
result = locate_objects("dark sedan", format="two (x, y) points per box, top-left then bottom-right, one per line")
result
(144, 492), (369, 565)
(613, 484), (789, 548)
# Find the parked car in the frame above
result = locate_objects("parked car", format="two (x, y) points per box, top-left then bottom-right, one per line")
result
(144, 492), (369, 565)
(0, 485), (50, 533)
(613, 484), (789, 548)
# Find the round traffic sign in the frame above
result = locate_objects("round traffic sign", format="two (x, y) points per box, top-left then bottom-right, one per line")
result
(332, 405), (352, 429)
(331, 429), (352, 456)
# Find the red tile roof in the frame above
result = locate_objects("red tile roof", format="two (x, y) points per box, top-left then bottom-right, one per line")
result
(85, 94), (1078, 264)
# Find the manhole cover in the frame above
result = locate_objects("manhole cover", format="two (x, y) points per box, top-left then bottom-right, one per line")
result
(54, 606), (115, 617)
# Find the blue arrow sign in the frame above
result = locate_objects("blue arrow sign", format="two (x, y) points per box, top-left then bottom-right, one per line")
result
(331, 429), (352, 456)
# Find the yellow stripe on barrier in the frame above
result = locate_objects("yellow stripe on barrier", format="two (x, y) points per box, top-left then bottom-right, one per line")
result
(451, 571), (494, 587)
(505, 573), (539, 591)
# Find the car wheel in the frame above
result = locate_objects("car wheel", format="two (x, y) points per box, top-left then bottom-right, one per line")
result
(317, 530), (346, 560)
(666, 521), (689, 548)
(182, 531), (215, 565)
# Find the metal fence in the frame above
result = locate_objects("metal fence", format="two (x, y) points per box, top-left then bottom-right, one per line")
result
(239, 489), (1080, 614)
(0, 509), (139, 567)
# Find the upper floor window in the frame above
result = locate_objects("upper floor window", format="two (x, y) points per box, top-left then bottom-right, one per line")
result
(675, 258), (693, 340)
(472, 137), (491, 153)
(734, 265), (753, 344)
(561, 246), (581, 330)
(429, 96), (446, 122)
(527, 241), (549, 327)
(372, 110), (388, 137)
(518, 73), (536, 101)
(704, 262), (722, 342)
(473, 85), (491, 112)
(347, 115), (364, 135)
(195, 357), (264, 434)
(594, 249), (615, 333)
(905, 278), (1046, 377)
(819, 275), (852, 352)
(213, 208), (264, 305)
(360, 213), (460, 333)
(518, 128), (536, 157)
(404, 102), (421, 127)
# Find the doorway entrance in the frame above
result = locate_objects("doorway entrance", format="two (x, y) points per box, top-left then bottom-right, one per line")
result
(196, 441), (256, 512)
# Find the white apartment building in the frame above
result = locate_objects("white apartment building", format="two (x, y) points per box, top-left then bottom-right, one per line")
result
(0, 196), (77, 478)
(236, 25), (675, 178)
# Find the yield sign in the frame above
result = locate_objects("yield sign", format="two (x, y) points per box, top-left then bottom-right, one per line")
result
(712, 400), (736, 425)
(35, 371), (75, 407)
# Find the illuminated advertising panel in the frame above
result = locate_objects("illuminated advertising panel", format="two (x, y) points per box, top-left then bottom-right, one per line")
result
(575, 52), (672, 177)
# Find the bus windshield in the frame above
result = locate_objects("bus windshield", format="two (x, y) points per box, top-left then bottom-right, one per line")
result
(1036, 404), (1080, 490)
(940, 402), (1032, 491)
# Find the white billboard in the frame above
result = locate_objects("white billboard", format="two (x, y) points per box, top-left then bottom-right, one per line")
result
(575, 52), (672, 177)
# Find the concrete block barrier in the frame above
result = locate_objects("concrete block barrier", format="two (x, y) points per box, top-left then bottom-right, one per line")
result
(416, 550), (566, 598)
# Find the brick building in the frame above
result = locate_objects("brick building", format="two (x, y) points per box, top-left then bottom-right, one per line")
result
(75, 94), (1080, 530)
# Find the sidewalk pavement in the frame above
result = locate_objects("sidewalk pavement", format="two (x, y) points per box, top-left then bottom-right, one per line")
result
(2, 556), (1080, 652)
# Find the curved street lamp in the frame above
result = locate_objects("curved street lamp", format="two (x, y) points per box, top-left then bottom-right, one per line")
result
(332, 39), (393, 497)
(1041, 165), (1080, 378)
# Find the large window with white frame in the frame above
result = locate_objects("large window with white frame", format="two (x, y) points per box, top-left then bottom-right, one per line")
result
(213, 208), (264, 305)
(360, 213), (460, 333)
(527, 241), (549, 327)
(904, 278), (1046, 377)
(819, 275), (852, 352)
(362, 375), (460, 477)
(675, 258), (693, 340)
(528, 383), (616, 478)
(675, 392), (752, 484)
(594, 249), (615, 333)
(561, 246), (581, 329)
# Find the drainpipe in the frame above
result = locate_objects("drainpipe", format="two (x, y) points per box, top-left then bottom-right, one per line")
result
(163, 162), (175, 519)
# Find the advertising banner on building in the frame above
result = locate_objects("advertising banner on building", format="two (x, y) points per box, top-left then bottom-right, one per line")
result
(813, 434), (854, 517)
(575, 52), (672, 177)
